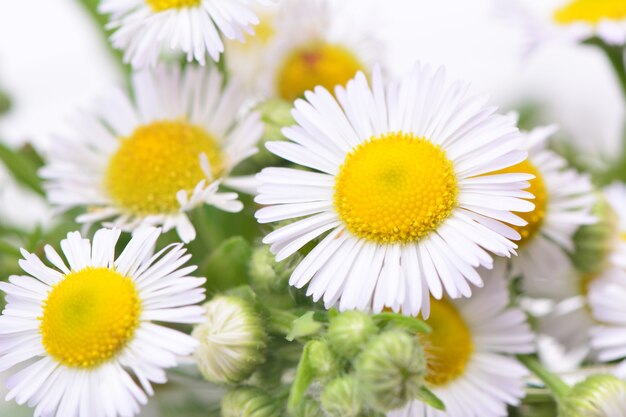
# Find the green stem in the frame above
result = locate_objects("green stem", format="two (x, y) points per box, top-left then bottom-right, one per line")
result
(517, 355), (570, 404)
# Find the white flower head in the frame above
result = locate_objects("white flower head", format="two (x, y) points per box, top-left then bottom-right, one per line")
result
(42, 65), (263, 243)
(101, 0), (276, 68)
(388, 264), (535, 417)
(256, 63), (535, 316)
(0, 227), (206, 417)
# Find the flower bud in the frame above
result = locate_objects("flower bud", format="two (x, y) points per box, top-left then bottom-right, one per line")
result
(293, 398), (325, 417)
(248, 245), (293, 293)
(193, 295), (267, 385)
(327, 311), (378, 359)
(573, 195), (616, 274)
(320, 375), (362, 417)
(307, 339), (341, 380)
(561, 375), (626, 417)
(252, 98), (294, 166)
(221, 387), (280, 417)
(354, 330), (426, 412)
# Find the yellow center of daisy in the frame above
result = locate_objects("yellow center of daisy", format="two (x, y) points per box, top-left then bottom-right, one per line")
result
(40, 267), (141, 368)
(146, 0), (201, 12)
(276, 42), (365, 101)
(334, 132), (458, 244)
(419, 298), (474, 386)
(491, 159), (548, 247)
(554, 0), (626, 25)
(105, 120), (224, 216)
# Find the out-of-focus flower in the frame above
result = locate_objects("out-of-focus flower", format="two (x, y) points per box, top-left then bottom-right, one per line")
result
(256, 64), (534, 316)
(0, 227), (206, 417)
(100, 0), (275, 68)
(526, 185), (626, 355)
(221, 387), (281, 417)
(228, 0), (378, 101)
(192, 295), (267, 385)
(42, 66), (263, 243)
(388, 266), (535, 417)
(561, 375), (626, 417)
(355, 329), (425, 412)
(494, 124), (595, 281)
(497, 0), (626, 53)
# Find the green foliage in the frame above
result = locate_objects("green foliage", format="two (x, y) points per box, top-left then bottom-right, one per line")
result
(202, 236), (253, 293)
(0, 142), (44, 195)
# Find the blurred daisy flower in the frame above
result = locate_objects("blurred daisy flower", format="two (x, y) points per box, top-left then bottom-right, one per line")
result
(100, 0), (275, 68)
(0, 227), (206, 417)
(42, 66), (263, 243)
(525, 185), (624, 356)
(494, 124), (595, 281)
(228, 0), (378, 101)
(498, 0), (626, 52)
(256, 64), (535, 316)
(388, 265), (535, 417)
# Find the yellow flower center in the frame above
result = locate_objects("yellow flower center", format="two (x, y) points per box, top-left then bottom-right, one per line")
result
(105, 120), (224, 216)
(334, 132), (458, 244)
(490, 159), (547, 247)
(40, 267), (141, 368)
(554, 0), (626, 25)
(419, 299), (474, 387)
(276, 42), (365, 101)
(146, 0), (202, 12)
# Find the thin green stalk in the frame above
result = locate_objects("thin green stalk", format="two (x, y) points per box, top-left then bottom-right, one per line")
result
(517, 355), (570, 404)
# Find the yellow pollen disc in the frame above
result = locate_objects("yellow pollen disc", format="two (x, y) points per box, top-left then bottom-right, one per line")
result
(554, 0), (626, 25)
(490, 159), (547, 247)
(419, 298), (474, 387)
(40, 267), (141, 368)
(334, 132), (458, 244)
(146, 0), (201, 12)
(105, 120), (224, 216)
(276, 42), (365, 101)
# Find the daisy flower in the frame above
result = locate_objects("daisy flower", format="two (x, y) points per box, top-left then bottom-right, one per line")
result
(388, 264), (535, 417)
(525, 184), (625, 355)
(229, 0), (377, 101)
(100, 0), (274, 68)
(498, 0), (626, 52)
(493, 124), (595, 281)
(590, 268), (626, 377)
(255, 64), (535, 316)
(0, 227), (206, 417)
(42, 65), (263, 243)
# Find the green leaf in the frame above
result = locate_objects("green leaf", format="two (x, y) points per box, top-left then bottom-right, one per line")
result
(201, 237), (252, 293)
(286, 311), (323, 342)
(0, 142), (44, 195)
(0, 239), (21, 258)
(373, 312), (431, 334)
(287, 340), (316, 414)
(415, 386), (445, 411)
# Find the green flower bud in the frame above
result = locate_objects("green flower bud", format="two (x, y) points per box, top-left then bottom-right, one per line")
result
(248, 245), (293, 293)
(327, 311), (378, 359)
(561, 375), (626, 417)
(293, 398), (325, 417)
(307, 340), (341, 380)
(573, 195), (616, 274)
(221, 387), (281, 417)
(252, 98), (294, 166)
(192, 295), (267, 385)
(320, 375), (362, 417)
(354, 330), (426, 412)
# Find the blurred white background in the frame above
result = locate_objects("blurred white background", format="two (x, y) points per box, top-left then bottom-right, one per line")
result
(0, 0), (623, 414)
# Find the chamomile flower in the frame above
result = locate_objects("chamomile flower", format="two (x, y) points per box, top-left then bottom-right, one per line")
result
(495, 124), (595, 281)
(499, 0), (626, 52)
(100, 0), (274, 68)
(229, 0), (376, 101)
(604, 182), (626, 268)
(388, 265), (535, 417)
(255, 64), (535, 316)
(590, 268), (626, 377)
(42, 65), (263, 243)
(0, 227), (206, 417)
